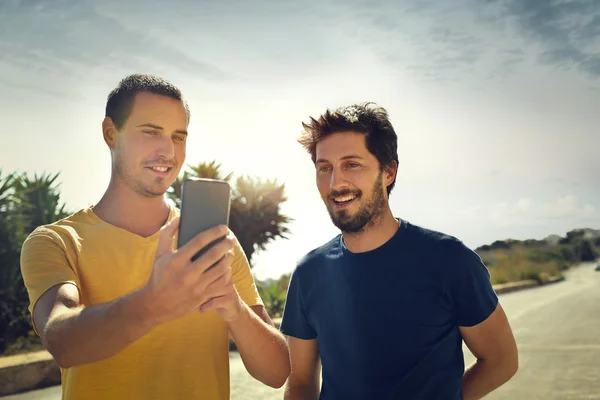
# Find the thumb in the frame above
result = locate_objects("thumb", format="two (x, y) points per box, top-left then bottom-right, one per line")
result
(155, 216), (180, 257)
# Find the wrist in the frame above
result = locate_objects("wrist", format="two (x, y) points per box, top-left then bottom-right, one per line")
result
(124, 287), (161, 332)
(226, 296), (248, 326)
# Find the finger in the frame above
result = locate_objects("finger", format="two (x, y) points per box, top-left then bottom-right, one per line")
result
(194, 250), (233, 285)
(199, 294), (229, 314)
(192, 263), (232, 304)
(200, 282), (231, 308)
(155, 216), (180, 257)
(206, 265), (232, 291)
(195, 265), (232, 299)
(177, 224), (230, 262)
(189, 235), (235, 273)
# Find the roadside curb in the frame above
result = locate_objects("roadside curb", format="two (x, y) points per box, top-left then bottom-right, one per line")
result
(0, 274), (563, 397)
(494, 275), (565, 295)
(0, 350), (60, 396)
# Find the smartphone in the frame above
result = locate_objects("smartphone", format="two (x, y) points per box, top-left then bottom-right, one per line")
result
(177, 178), (232, 262)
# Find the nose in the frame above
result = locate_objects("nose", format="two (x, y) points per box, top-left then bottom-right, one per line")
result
(156, 135), (175, 161)
(329, 168), (347, 191)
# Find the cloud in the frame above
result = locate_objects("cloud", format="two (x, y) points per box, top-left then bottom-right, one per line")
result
(0, 78), (89, 103)
(0, 0), (230, 92)
(2, 0), (600, 102)
(456, 195), (600, 228)
(486, 0), (600, 78)
(317, 0), (600, 86)
(340, 1), (493, 84)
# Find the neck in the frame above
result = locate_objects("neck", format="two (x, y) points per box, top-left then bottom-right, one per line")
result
(92, 174), (171, 238)
(342, 206), (400, 253)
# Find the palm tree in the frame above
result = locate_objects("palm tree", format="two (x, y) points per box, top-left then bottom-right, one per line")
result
(0, 170), (22, 292)
(0, 170), (70, 355)
(12, 171), (70, 228)
(168, 161), (292, 265)
(257, 280), (287, 318)
(255, 272), (291, 318)
(230, 175), (291, 262)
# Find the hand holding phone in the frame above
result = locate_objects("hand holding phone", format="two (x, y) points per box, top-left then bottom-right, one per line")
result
(139, 178), (237, 325)
(142, 216), (235, 326)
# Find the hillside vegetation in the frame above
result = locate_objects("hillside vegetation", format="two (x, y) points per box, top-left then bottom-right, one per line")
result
(475, 228), (600, 285)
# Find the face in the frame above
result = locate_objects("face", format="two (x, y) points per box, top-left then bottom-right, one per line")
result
(315, 131), (395, 233)
(103, 92), (188, 198)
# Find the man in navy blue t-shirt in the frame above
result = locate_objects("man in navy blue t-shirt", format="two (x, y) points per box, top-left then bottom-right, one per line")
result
(281, 103), (519, 400)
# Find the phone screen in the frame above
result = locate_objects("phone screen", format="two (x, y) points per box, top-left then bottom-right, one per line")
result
(177, 178), (231, 261)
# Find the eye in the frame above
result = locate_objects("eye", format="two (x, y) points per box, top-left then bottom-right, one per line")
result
(143, 130), (158, 135)
(317, 166), (331, 173)
(347, 163), (360, 168)
(173, 135), (186, 142)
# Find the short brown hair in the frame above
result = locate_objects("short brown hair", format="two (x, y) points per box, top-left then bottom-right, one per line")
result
(105, 74), (190, 130)
(298, 102), (399, 195)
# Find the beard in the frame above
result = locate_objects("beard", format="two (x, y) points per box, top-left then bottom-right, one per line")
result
(114, 152), (173, 198)
(327, 171), (386, 234)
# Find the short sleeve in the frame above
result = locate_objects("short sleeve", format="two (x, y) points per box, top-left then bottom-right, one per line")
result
(447, 241), (499, 327)
(20, 227), (80, 334)
(230, 234), (263, 307)
(280, 265), (317, 340)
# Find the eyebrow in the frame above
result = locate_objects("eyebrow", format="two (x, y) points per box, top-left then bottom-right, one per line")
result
(316, 154), (365, 164)
(137, 123), (188, 135)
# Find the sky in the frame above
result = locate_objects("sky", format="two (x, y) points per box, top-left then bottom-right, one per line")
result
(1, 0), (599, 281)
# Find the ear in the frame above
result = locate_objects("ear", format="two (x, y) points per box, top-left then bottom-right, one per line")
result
(102, 117), (117, 149)
(384, 160), (398, 187)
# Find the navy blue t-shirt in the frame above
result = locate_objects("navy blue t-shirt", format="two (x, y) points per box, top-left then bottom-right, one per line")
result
(280, 219), (498, 400)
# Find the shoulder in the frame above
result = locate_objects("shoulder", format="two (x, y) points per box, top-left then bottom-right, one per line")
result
(402, 220), (485, 279)
(403, 220), (475, 258)
(295, 235), (342, 272)
(407, 220), (488, 277)
(22, 209), (93, 251)
(286, 235), (343, 286)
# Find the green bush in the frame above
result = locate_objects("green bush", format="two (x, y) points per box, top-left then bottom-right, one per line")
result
(559, 245), (577, 262)
(0, 286), (43, 356)
(580, 240), (597, 261)
(256, 275), (290, 319)
(520, 269), (542, 284)
(0, 170), (69, 355)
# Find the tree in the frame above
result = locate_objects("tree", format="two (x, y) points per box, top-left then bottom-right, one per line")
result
(168, 161), (292, 265)
(580, 240), (597, 262)
(0, 170), (23, 293)
(12, 171), (70, 228)
(256, 273), (291, 318)
(0, 170), (70, 355)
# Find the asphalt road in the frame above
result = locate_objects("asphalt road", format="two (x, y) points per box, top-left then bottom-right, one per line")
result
(4, 262), (599, 400)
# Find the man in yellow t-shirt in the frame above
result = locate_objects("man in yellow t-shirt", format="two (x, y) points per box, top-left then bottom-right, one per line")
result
(19, 74), (290, 400)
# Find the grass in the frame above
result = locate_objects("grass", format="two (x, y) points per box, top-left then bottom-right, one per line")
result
(478, 244), (587, 286)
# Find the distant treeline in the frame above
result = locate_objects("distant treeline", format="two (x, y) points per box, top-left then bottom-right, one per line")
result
(475, 228), (599, 285)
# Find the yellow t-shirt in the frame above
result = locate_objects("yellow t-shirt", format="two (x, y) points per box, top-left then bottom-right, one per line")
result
(20, 206), (263, 400)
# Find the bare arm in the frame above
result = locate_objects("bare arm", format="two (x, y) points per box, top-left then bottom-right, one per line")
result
(34, 283), (154, 368)
(226, 304), (290, 388)
(34, 217), (234, 369)
(284, 336), (321, 400)
(460, 303), (519, 400)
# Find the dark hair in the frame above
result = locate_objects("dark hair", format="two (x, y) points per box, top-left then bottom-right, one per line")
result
(105, 74), (191, 130)
(298, 102), (399, 195)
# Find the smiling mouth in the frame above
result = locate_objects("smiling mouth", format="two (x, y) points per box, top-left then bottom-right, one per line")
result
(147, 166), (172, 174)
(332, 194), (358, 205)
